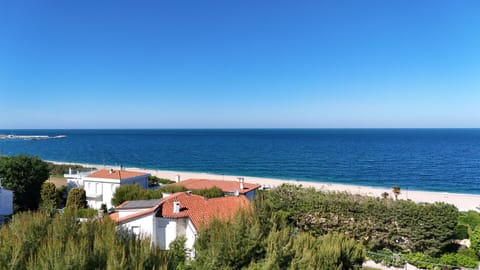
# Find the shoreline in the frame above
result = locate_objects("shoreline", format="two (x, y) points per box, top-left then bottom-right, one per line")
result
(48, 160), (480, 212)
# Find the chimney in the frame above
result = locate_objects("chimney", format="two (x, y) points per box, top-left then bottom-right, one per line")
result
(186, 190), (192, 195)
(173, 202), (180, 213)
(175, 174), (180, 183)
(239, 177), (244, 190)
(69, 168), (72, 175)
(109, 169), (113, 174)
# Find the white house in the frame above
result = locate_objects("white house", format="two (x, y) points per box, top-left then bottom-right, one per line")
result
(111, 192), (250, 256)
(64, 168), (94, 190)
(83, 168), (150, 209)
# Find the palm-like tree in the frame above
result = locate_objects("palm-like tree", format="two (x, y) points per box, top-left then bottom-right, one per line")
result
(392, 186), (401, 200)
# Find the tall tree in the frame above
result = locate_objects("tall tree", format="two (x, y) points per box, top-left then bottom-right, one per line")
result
(0, 155), (49, 211)
(40, 182), (57, 213)
(66, 188), (88, 209)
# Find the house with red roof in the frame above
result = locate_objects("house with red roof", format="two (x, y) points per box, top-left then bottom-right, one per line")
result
(111, 192), (250, 256)
(83, 168), (150, 209)
(170, 178), (261, 200)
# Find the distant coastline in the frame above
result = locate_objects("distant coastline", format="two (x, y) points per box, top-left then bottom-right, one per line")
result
(0, 134), (66, 141)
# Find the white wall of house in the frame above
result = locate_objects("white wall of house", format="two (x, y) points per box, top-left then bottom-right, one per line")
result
(117, 212), (198, 257)
(155, 218), (178, 250)
(117, 208), (151, 218)
(185, 219), (197, 256)
(120, 214), (155, 239)
(83, 174), (148, 209)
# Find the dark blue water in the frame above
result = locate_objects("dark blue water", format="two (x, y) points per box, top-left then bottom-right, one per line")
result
(1, 129), (479, 194)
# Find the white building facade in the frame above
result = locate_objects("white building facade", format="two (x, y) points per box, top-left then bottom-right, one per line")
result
(82, 169), (150, 209)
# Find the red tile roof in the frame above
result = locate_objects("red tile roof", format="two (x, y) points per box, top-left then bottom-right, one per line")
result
(111, 192), (250, 229)
(158, 192), (250, 229)
(170, 179), (261, 194)
(87, 169), (149, 180)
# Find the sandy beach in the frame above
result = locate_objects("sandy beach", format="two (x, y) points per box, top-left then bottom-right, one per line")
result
(53, 161), (480, 212)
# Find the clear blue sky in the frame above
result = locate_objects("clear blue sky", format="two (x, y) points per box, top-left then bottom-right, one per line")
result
(0, 0), (479, 128)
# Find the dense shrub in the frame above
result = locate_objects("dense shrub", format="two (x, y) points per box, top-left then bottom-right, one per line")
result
(191, 186), (224, 198)
(148, 175), (175, 186)
(255, 184), (459, 256)
(403, 252), (438, 270)
(0, 155), (49, 211)
(459, 210), (480, 234)
(0, 211), (171, 270)
(47, 162), (94, 177)
(194, 208), (365, 270)
(111, 184), (163, 206)
(66, 188), (88, 209)
(40, 182), (58, 213)
(440, 252), (478, 269)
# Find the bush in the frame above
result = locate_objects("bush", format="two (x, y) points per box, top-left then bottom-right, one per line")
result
(0, 155), (49, 211)
(403, 252), (437, 270)
(458, 210), (480, 232)
(192, 186), (224, 198)
(367, 249), (404, 267)
(66, 188), (88, 209)
(455, 224), (469, 239)
(111, 184), (163, 206)
(0, 211), (171, 269)
(148, 175), (174, 186)
(159, 185), (187, 194)
(40, 182), (57, 213)
(440, 252), (478, 269)
(47, 162), (94, 177)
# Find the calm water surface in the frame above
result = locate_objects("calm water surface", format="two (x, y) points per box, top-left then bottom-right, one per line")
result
(0, 129), (479, 194)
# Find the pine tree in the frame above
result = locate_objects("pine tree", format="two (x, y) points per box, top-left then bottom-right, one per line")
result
(40, 182), (57, 213)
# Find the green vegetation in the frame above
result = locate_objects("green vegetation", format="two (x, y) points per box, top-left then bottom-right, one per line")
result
(189, 208), (365, 270)
(458, 210), (480, 236)
(111, 184), (225, 207)
(159, 185), (188, 194)
(148, 175), (175, 186)
(111, 184), (163, 206)
(255, 184), (458, 256)
(191, 186), (224, 198)
(46, 162), (94, 177)
(0, 211), (172, 270)
(39, 182), (58, 213)
(0, 155), (49, 211)
(66, 188), (88, 209)
(56, 185), (68, 208)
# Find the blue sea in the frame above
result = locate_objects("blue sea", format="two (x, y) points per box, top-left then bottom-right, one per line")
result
(0, 129), (479, 194)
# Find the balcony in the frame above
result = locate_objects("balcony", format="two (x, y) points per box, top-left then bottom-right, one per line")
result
(86, 194), (103, 201)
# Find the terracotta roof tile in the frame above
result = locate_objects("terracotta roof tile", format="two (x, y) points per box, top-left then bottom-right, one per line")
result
(111, 192), (249, 228)
(170, 179), (261, 194)
(88, 169), (149, 180)
(158, 192), (250, 229)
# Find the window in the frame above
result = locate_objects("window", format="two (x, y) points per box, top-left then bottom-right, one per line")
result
(131, 226), (140, 235)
